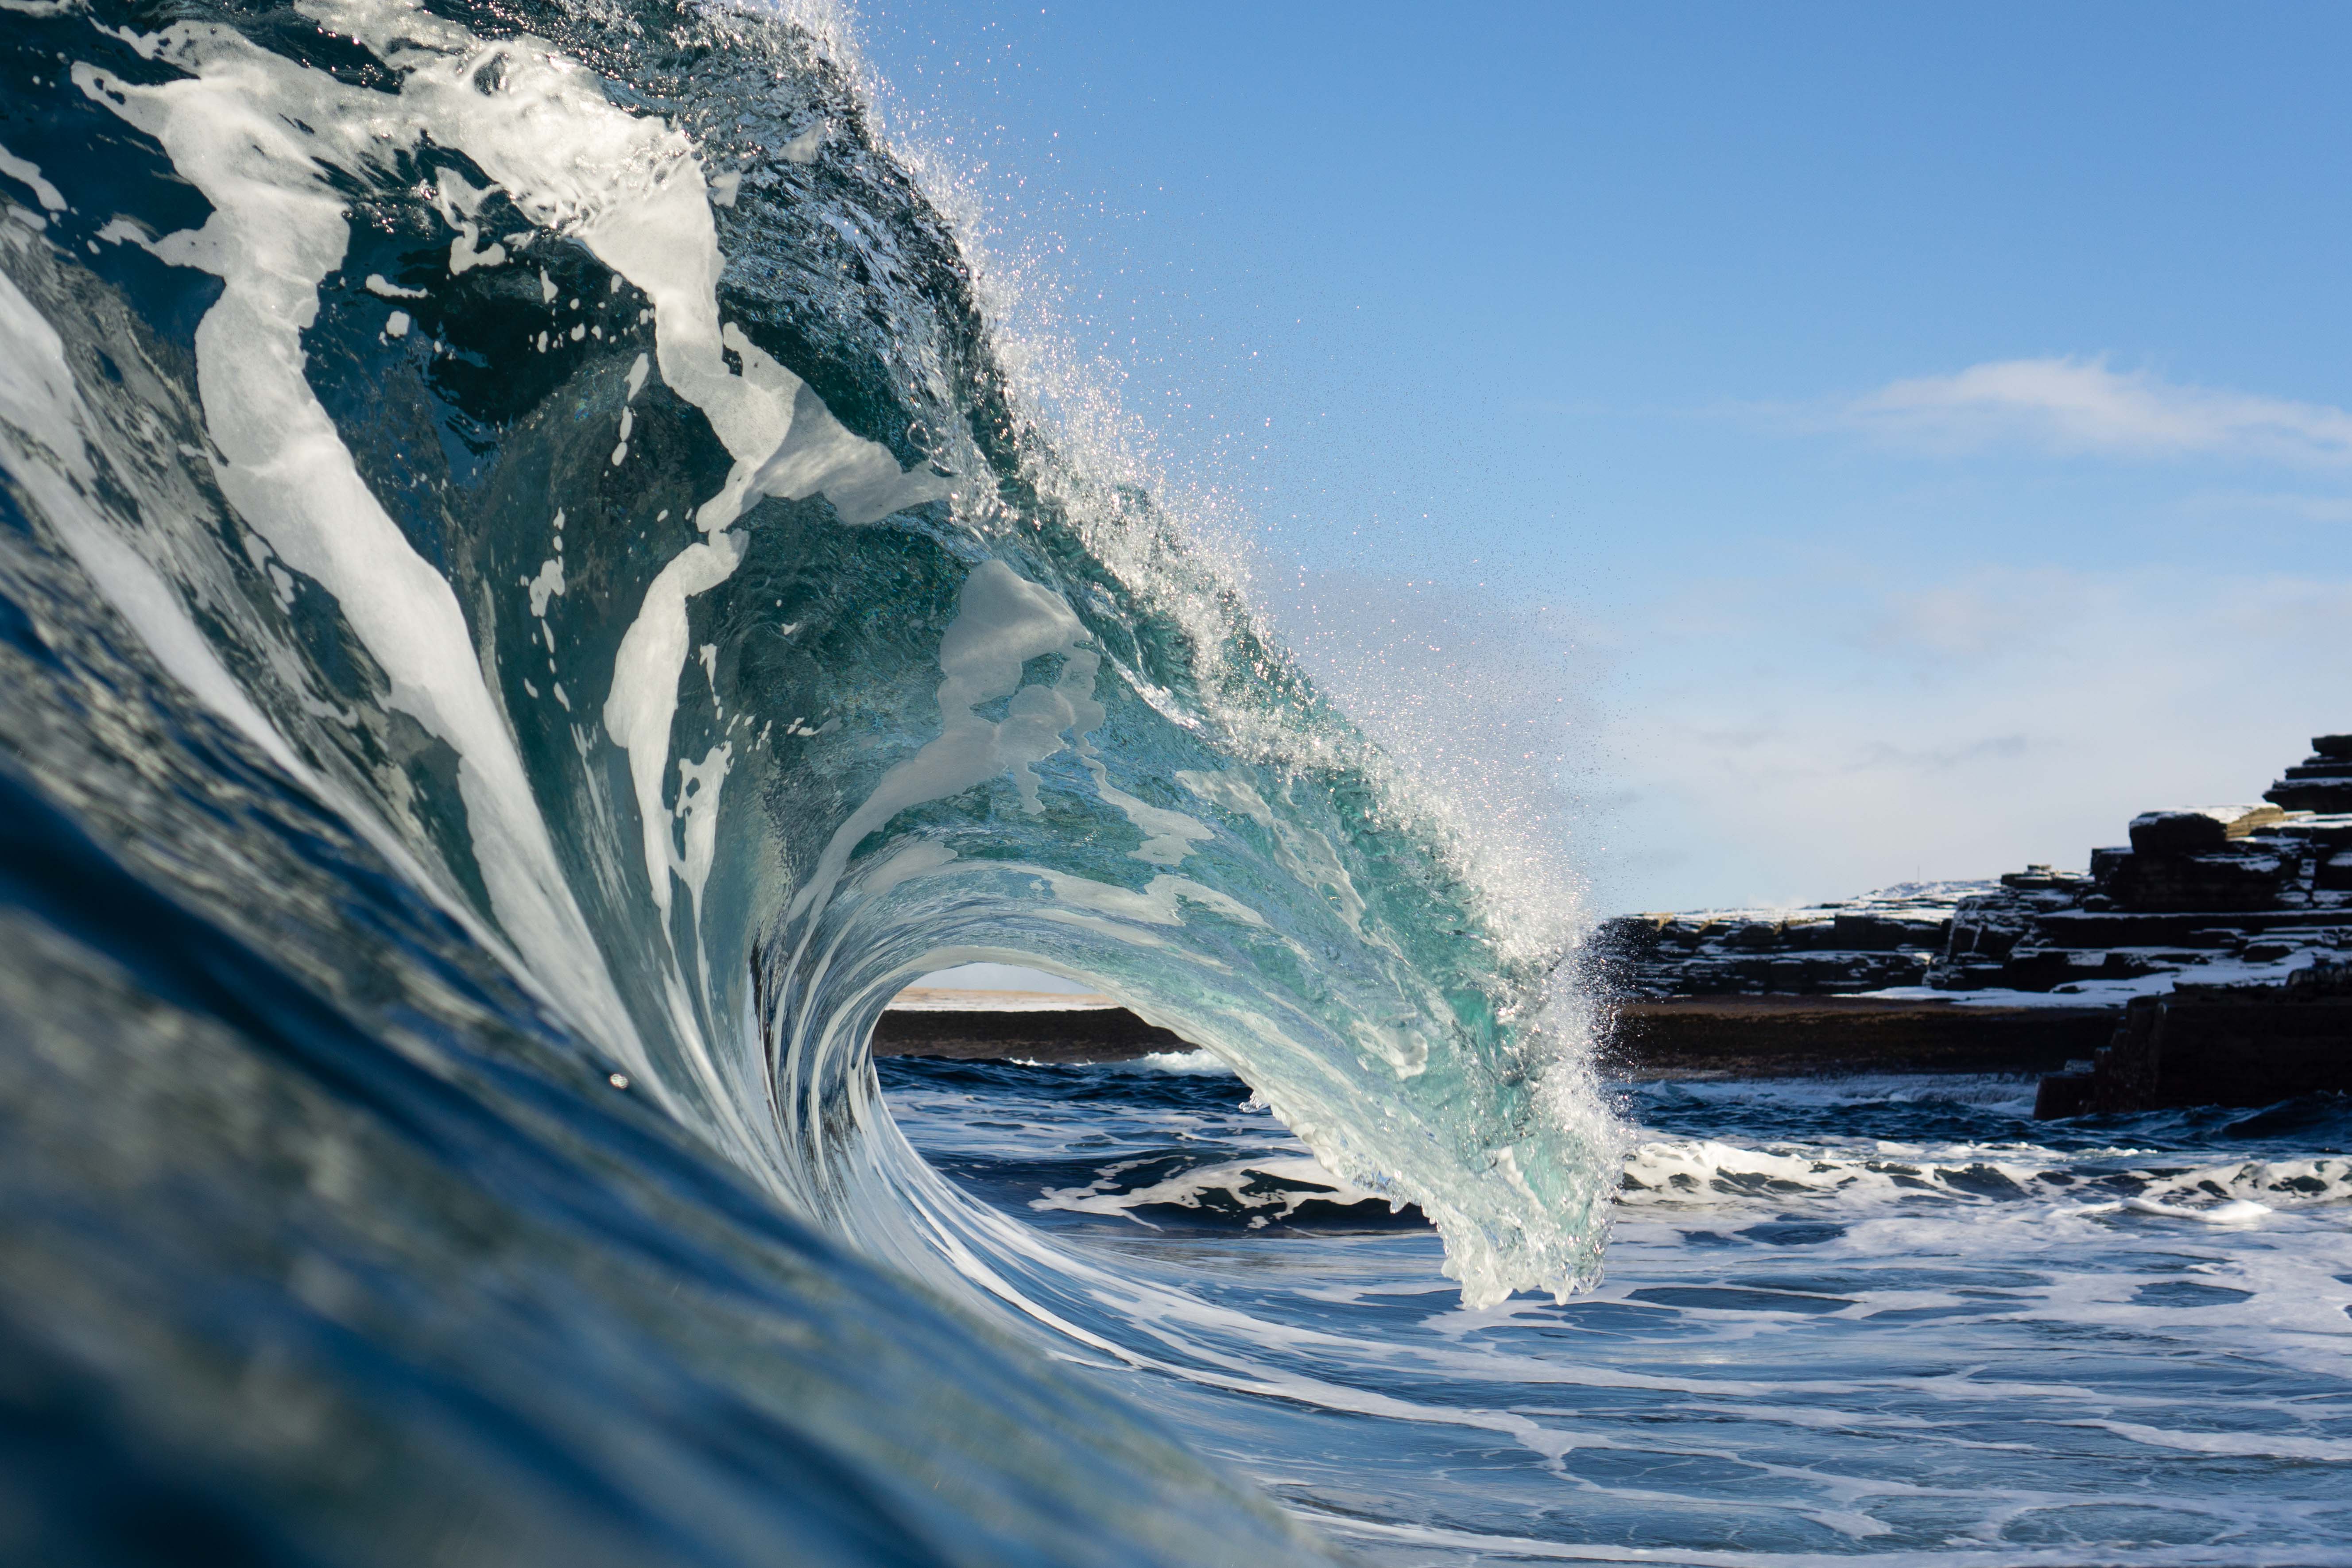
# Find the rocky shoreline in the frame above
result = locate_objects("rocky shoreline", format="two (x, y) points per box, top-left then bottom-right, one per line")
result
(1594, 733), (2352, 1115)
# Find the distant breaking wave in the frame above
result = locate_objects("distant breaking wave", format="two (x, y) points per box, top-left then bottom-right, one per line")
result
(0, 0), (1616, 1556)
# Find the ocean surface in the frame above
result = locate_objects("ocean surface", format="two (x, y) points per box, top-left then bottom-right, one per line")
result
(0, 0), (2345, 1563)
(885, 1056), (2352, 1565)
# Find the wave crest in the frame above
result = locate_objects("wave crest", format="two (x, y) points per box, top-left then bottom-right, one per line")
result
(0, 0), (1616, 1313)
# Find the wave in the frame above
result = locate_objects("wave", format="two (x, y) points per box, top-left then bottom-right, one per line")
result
(0, 0), (1619, 1555)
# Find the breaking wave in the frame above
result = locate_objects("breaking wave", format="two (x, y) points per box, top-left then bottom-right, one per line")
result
(0, 0), (1616, 1557)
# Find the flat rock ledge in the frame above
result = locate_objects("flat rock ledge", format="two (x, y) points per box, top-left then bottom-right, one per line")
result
(872, 995), (2121, 1077)
(876, 984), (2349, 1108)
(1604, 995), (2117, 1081)
(873, 1001), (1197, 1065)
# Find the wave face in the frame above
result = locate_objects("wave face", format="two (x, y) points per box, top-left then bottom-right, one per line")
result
(0, 0), (1616, 1558)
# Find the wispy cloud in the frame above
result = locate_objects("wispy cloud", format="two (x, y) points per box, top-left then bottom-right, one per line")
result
(1845, 357), (2352, 464)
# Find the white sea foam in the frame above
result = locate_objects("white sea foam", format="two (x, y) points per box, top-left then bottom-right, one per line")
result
(1621, 1134), (2352, 1216)
(74, 18), (648, 1077)
(0, 142), (66, 213)
(1108, 1049), (1242, 1076)
(1034, 1155), (1399, 1227)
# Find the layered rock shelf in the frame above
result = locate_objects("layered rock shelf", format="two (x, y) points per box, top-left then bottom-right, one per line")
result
(1595, 735), (2352, 1113)
(1596, 882), (1982, 1001)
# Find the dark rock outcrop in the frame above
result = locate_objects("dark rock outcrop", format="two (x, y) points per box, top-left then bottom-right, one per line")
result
(2263, 734), (2352, 814)
(2038, 960), (2352, 1115)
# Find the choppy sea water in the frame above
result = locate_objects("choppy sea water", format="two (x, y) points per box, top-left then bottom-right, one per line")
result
(884, 1057), (2352, 1566)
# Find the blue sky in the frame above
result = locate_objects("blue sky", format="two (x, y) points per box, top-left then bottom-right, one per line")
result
(855, 2), (2352, 914)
